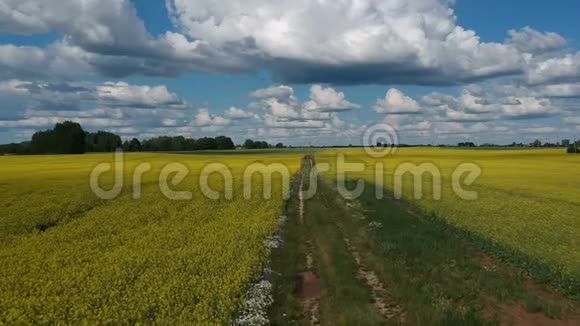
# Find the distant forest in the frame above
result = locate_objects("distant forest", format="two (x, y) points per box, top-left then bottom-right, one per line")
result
(1, 121), (577, 155)
(0, 121), (282, 155)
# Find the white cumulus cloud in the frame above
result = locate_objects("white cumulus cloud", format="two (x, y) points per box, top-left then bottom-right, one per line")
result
(374, 88), (420, 114)
(303, 85), (360, 112)
(224, 107), (253, 119)
(0, 0), (534, 85)
(194, 108), (231, 127)
(526, 53), (580, 85)
(507, 26), (566, 54)
(97, 82), (183, 107)
(249, 85), (294, 100)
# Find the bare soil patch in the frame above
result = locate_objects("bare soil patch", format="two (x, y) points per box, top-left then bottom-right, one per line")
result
(343, 237), (406, 323)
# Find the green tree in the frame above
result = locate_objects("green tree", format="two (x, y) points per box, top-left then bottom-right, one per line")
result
(215, 136), (235, 150)
(170, 136), (186, 151)
(129, 138), (142, 152)
(86, 131), (122, 152)
(184, 138), (196, 151)
(255, 141), (269, 149)
(243, 139), (255, 149)
(54, 121), (86, 154)
(31, 130), (55, 154)
(30, 121), (86, 154)
(122, 140), (131, 152)
(243, 139), (270, 149)
(196, 137), (217, 150)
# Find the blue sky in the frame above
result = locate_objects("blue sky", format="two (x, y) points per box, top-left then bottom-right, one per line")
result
(1, 0), (579, 146)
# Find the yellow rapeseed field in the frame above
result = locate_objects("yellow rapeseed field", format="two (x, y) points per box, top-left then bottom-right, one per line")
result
(0, 152), (302, 324)
(317, 148), (580, 284)
(2, 148), (578, 323)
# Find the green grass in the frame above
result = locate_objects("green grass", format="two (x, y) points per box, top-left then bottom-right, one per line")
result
(268, 150), (579, 324)
(306, 180), (385, 325)
(269, 158), (384, 326)
(268, 171), (308, 325)
(310, 178), (577, 324)
(318, 179), (497, 324)
(317, 148), (580, 296)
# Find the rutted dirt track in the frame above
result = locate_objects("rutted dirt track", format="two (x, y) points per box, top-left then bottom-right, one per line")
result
(342, 236), (406, 323)
(283, 155), (580, 325)
(295, 156), (322, 325)
(294, 155), (405, 325)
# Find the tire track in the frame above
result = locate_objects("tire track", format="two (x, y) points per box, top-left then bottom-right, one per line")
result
(296, 156), (322, 325)
(343, 235), (406, 323)
(335, 189), (407, 323)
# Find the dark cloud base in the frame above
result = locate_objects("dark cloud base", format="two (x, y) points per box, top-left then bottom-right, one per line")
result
(270, 59), (524, 86)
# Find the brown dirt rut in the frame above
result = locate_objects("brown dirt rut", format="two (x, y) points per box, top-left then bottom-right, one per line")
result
(343, 235), (406, 323)
(295, 156), (322, 325)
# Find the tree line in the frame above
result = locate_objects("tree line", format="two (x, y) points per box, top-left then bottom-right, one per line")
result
(0, 121), (281, 155)
(567, 143), (580, 154)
